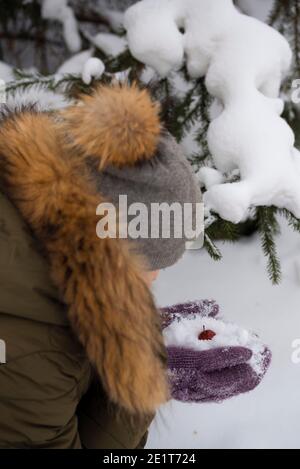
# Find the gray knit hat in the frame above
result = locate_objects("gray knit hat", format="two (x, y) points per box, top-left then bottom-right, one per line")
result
(61, 83), (202, 270)
(93, 133), (202, 270)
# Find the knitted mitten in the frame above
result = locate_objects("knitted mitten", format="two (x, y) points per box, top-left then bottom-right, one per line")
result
(161, 300), (271, 403)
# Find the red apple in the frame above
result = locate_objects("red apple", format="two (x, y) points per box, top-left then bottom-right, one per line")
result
(198, 329), (216, 341)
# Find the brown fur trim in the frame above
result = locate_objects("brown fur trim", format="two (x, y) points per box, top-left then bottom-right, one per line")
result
(0, 109), (169, 414)
(59, 82), (161, 169)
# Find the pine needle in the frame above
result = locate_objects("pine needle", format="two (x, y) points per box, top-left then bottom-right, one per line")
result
(257, 207), (282, 284)
(203, 234), (222, 261)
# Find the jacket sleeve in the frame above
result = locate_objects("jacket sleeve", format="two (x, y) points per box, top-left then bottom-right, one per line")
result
(0, 343), (91, 448)
(77, 377), (154, 449)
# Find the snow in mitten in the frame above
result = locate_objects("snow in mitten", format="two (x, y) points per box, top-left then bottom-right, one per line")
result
(161, 300), (272, 403)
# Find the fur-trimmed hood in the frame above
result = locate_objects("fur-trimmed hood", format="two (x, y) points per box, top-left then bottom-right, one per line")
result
(0, 83), (168, 415)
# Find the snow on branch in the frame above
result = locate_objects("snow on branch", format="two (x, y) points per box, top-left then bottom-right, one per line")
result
(41, 0), (81, 53)
(125, 0), (300, 224)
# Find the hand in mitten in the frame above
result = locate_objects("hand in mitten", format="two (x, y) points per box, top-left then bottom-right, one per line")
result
(161, 300), (271, 403)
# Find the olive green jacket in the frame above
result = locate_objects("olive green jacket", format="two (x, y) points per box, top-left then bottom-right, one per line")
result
(0, 192), (152, 449)
(0, 192), (89, 447)
(0, 86), (168, 448)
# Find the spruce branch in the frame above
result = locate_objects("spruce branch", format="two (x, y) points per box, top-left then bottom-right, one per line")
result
(269, 0), (300, 76)
(279, 208), (300, 232)
(206, 216), (241, 243)
(268, 0), (285, 26)
(5, 69), (107, 99)
(257, 207), (282, 284)
(203, 234), (222, 261)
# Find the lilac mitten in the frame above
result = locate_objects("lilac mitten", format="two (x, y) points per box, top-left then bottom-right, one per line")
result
(161, 300), (271, 403)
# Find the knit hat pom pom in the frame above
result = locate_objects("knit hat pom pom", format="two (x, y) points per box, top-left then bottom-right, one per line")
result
(61, 83), (161, 168)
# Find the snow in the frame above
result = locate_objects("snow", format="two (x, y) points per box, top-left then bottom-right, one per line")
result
(125, 0), (300, 224)
(57, 50), (93, 75)
(41, 0), (81, 53)
(125, 0), (184, 77)
(102, 8), (125, 33)
(149, 221), (300, 449)
(294, 257), (300, 286)
(0, 61), (14, 82)
(197, 167), (224, 189)
(57, 52), (105, 85)
(91, 33), (127, 57)
(163, 316), (266, 376)
(81, 58), (105, 85)
(3, 86), (71, 112)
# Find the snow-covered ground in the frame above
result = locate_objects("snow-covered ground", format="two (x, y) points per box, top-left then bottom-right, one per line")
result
(149, 221), (300, 449)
